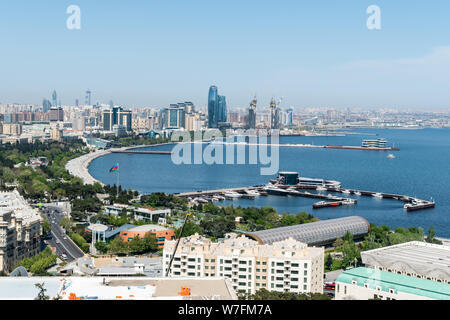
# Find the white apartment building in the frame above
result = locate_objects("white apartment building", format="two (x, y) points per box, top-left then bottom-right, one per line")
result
(163, 234), (324, 295)
(0, 190), (43, 272)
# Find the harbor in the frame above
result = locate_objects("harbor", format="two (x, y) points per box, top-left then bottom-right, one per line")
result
(175, 172), (435, 212)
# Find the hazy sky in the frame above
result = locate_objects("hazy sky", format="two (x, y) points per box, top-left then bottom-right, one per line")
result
(1, 0), (450, 109)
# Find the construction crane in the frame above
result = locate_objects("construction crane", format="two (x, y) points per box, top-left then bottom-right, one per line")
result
(165, 212), (192, 277)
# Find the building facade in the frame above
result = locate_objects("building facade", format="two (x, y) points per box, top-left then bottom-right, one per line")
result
(208, 86), (227, 128)
(163, 234), (324, 295)
(0, 190), (42, 272)
(103, 107), (132, 131)
(335, 267), (450, 300)
(120, 225), (176, 248)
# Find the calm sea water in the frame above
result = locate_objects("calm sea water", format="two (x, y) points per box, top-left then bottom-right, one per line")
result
(89, 129), (450, 237)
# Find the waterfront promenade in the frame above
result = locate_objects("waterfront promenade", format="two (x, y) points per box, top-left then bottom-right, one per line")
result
(66, 143), (175, 185)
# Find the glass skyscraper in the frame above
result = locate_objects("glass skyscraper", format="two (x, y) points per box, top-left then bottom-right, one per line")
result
(208, 85), (227, 128)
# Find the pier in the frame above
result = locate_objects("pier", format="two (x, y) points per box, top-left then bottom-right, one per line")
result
(175, 180), (434, 212)
(110, 150), (173, 155)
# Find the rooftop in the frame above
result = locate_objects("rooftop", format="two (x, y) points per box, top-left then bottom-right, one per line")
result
(337, 267), (450, 300)
(361, 241), (450, 282)
(127, 224), (172, 232)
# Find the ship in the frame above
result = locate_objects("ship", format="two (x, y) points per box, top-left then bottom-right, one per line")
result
(263, 186), (290, 196)
(325, 138), (400, 151)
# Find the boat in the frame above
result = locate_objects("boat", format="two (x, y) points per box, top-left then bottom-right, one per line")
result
(264, 186), (290, 196)
(354, 191), (362, 196)
(224, 191), (242, 199)
(387, 154), (396, 159)
(342, 189), (351, 194)
(342, 199), (356, 206)
(245, 189), (260, 196)
(214, 195), (225, 201)
(372, 193), (383, 199)
(316, 185), (327, 192)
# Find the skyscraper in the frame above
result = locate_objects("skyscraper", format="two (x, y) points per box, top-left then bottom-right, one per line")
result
(247, 96), (257, 129)
(270, 98), (280, 129)
(208, 86), (218, 128)
(52, 90), (57, 108)
(207, 86), (227, 128)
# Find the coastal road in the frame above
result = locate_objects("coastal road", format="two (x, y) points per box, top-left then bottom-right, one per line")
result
(42, 206), (84, 262)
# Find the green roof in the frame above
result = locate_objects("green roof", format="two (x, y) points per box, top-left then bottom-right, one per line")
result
(337, 267), (450, 300)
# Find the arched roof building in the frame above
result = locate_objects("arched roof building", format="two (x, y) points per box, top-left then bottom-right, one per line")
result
(245, 216), (370, 246)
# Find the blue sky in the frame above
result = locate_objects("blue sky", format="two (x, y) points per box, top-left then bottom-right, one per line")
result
(1, 0), (450, 109)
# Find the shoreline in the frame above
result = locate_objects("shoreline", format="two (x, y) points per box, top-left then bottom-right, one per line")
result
(66, 143), (175, 186)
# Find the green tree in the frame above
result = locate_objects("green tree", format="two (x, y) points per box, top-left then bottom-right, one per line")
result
(426, 226), (435, 243)
(34, 283), (50, 300)
(94, 241), (109, 254)
(109, 236), (129, 255)
(325, 254), (333, 271)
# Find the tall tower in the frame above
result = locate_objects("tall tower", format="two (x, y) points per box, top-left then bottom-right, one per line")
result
(247, 96), (257, 129)
(85, 89), (92, 106)
(208, 86), (218, 128)
(52, 90), (57, 107)
(270, 97), (280, 129)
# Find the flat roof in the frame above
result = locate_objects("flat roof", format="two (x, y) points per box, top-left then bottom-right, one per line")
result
(361, 241), (450, 281)
(127, 224), (172, 232)
(337, 267), (450, 300)
(0, 277), (237, 300)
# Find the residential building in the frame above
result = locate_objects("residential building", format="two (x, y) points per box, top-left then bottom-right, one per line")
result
(0, 190), (43, 272)
(163, 234), (324, 295)
(335, 267), (450, 300)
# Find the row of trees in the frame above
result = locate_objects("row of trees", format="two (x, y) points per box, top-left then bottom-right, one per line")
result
(14, 247), (57, 276)
(239, 289), (332, 300)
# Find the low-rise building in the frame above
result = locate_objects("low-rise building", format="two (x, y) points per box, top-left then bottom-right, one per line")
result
(0, 190), (42, 272)
(361, 241), (450, 284)
(335, 267), (450, 300)
(163, 234), (324, 295)
(133, 208), (171, 223)
(120, 225), (176, 248)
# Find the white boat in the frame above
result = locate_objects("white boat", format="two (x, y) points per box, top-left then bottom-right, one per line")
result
(214, 195), (225, 201)
(224, 191), (242, 199)
(372, 193), (383, 199)
(342, 199), (356, 205)
(245, 189), (260, 196)
(316, 185), (327, 192)
(342, 189), (351, 194)
(387, 154), (396, 159)
(264, 186), (290, 196)
(354, 191), (362, 196)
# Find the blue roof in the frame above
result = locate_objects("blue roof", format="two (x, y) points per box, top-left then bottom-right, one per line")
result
(337, 267), (450, 300)
(105, 224), (135, 239)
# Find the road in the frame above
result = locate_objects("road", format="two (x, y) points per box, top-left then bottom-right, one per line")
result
(41, 206), (84, 262)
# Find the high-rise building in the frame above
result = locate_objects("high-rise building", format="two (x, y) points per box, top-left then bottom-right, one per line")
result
(103, 107), (132, 131)
(270, 98), (280, 129)
(85, 90), (92, 106)
(163, 234), (324, 295)
(49, 107), (64, 122)
(42, 99), (52, 113)
(208, 86), (227, 128)
(247, 96), (257, 129)
(161, 104), (186, 129)
(52, 90), (57, 108)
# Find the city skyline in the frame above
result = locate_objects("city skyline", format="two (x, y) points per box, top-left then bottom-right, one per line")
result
(1, 1), (450, 109)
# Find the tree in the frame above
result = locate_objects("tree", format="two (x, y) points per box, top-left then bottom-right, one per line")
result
(426, 226), (435, 243)
(109, 236), (129, 255)
(95, 241), (109, 254)
(34, 283), (50, 300)
(325, 254), (333, 270)
(333, 237), (344, 250)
